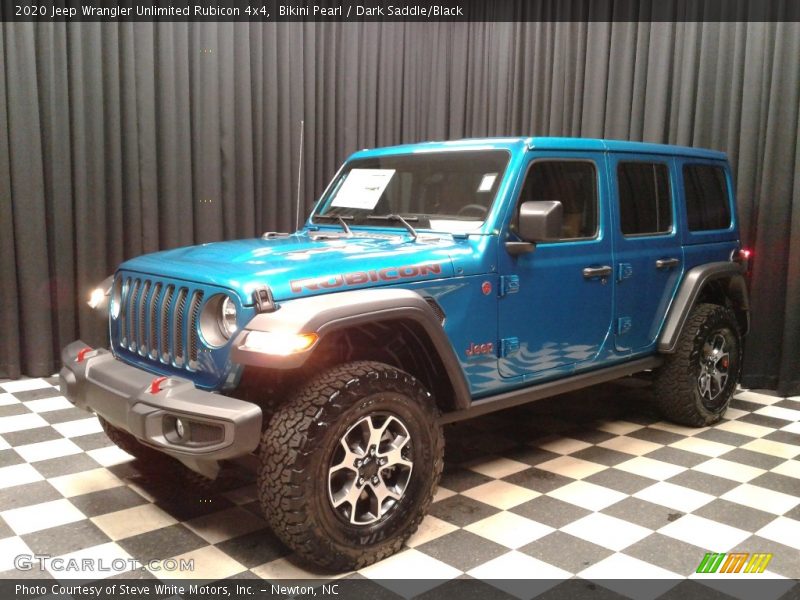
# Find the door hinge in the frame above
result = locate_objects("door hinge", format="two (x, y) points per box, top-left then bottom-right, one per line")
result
(617, 317), (632, 335)
(499, 275), (520, 297)
(618, 263), (633, 281)
(500, 337), (520, 357)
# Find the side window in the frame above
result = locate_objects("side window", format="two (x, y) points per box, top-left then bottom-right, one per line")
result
(683, 164), (731, 231)
(617, 162), (672, 236)
(516, 161), (598, 239)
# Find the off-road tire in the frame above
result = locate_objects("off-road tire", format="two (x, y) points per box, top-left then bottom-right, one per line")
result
(258, 361), (444, 571)
(653, 303), (742, 426)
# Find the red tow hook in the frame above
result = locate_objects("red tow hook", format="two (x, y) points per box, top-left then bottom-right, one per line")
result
(76, 347), (93, 363)
(149, 376), (169, 394)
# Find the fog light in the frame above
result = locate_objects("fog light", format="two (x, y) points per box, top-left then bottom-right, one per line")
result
(175, 418), (186, 440)
(243, 331), (318, 356)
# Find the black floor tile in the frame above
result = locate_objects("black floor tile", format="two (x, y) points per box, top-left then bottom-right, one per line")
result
(520, 531), (612, 573)
(417, 529), (506, 571)
(602, 497), (684, 531)
(510, 495), (591, 529)
(692, 499), (777, 532)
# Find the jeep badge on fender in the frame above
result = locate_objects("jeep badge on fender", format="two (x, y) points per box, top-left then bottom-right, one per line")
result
(62, 137), (749, 571)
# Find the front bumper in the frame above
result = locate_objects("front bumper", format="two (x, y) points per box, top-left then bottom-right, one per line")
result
(59, 340), (262, 478)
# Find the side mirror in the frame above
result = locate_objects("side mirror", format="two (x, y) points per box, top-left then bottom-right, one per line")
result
(506, 201), (563, 256)
(519, 201), (563, 242)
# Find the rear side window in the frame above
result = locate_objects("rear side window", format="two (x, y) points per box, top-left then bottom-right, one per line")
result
(517, 161), (598, 239)
(617, 162), (672, 236)
(683, 164), (731, 231)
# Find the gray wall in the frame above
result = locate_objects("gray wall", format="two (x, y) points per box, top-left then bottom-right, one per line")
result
(1, 19), (799, 394)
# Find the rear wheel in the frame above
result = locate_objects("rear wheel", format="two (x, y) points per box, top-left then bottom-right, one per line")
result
(258, 361), (443, 571)
(653, 303), (742, 426)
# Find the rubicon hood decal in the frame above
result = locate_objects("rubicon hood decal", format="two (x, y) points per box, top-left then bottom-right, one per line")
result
(290, 264), (443, 293)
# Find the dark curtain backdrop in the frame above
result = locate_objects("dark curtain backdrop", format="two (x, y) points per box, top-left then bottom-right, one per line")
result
(1, 17), (799, 394)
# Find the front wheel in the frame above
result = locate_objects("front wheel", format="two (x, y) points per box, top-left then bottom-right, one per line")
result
(653, 303), (742, 426)
(258, 361), (443, 571)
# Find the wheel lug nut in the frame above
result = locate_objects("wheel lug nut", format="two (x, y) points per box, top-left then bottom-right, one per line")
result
(372, 476), (379, 484)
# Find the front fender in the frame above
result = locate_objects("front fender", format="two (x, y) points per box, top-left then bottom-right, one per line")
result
(230, 288), (472, 409)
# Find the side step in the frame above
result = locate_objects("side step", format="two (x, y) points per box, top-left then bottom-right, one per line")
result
(439, 356), (663, 424)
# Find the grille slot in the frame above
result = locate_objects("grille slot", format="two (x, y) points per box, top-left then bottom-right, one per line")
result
(148, 283), (162, 359)
(159, 285), (175, 363)
(188, 290), (204, 364)
(116, 277), (206, 373)
(174, 287), (188, 365)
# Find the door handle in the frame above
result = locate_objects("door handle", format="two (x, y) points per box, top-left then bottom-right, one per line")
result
(656, 258), (680, 270)
(583, 265), (612, 279)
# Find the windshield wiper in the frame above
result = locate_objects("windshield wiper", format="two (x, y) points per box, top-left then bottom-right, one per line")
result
(314, 214), (354, 236)
(365, 214), (419, 241)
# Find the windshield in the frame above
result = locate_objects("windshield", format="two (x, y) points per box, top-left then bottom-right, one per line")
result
(312, 150), (510, 234)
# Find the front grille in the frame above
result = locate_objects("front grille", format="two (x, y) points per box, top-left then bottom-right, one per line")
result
(117, 276), (204, 371)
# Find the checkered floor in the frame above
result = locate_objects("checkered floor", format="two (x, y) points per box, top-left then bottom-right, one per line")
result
(0, 375), (798, 590)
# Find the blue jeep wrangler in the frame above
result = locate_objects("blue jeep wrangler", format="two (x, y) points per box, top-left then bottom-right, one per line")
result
(61, 137), (750, 570)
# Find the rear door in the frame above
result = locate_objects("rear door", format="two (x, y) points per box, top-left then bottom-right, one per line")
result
(610, 155), (683, 352)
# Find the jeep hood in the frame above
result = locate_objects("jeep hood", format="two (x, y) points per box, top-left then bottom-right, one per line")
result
(118, 231), (460, 305)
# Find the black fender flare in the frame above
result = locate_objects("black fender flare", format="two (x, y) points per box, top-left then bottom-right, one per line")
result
(231, 288), (472, 410)
(658, 261), (750, 353)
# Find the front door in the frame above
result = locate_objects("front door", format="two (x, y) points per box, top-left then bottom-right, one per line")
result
(497, 153), (614, 379)
(610, 155), (683, 352)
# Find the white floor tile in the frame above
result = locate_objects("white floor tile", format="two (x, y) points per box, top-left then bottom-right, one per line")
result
(721, 484), (800, 515)
(405, 515), (459, 548)
(595, 420), (644, 436)
(2, 499), (85, 535)
(649, 422), (708, 436)
(359, 548), (461, 580)
(462, 456), (530, 479)
(467, 550), (571, 580)
(536, 455), (607, 479)
(771, 460), (800, 480)
(634, 481), (715, 512)
(533, 435), (592, 455)
(15, 438), (82, 463)
(252, 555), (349, 580)
(547, 480), (627, 511)
(561, 513), (652, 551)
(598, 436), (662, 456)
(693, 458), (766, 483)
(465, 511), (554, 549)
(462, 480), (539, 510)
(49, 542), (133, 580)
(0, 379), (53, 393)
(756, 517), (800, 551)
(52, 417), (104, 438)
(23, 396), (74, 413)
(741, 438), (800, 460)
(49, 468), (125, 498)
(91, 504), (178, 540)
(716, 420), (774, 438)
(669, 437), (734, 458)
(658, 514), (750, 551)
(0, 393), (20, 406)
(0, 536), (33, 572)
(736, 391), (783, 405)
(0, 463), (44, 489)
(754, 405), (800, 422)
(579, 552), (683, 579)
(615, 456), (686, 481)
(0, 413), (49, 434)
(87, 445), (134, 467)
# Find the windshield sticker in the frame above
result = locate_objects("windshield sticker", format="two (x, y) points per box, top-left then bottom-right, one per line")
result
(330, 169), (396, 210)
(478, 173), (497, 192)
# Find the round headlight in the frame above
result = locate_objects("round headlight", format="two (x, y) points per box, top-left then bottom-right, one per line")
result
(219, 296), (238, 338)
(110, 278), (122, 319)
